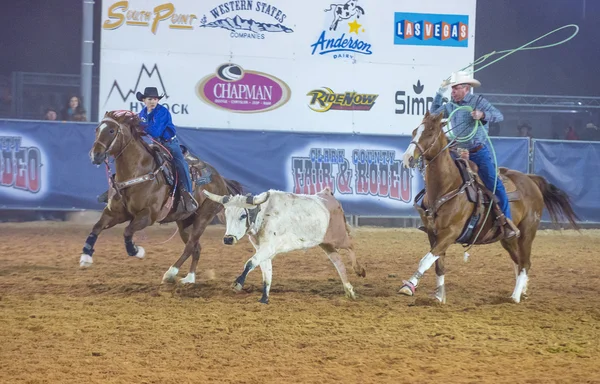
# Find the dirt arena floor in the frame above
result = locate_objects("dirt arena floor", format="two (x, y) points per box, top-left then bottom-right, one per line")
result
(1, 222), (599, 383)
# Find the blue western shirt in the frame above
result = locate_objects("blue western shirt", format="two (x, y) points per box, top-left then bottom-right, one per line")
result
(138, 103), (176, 141)
(429, 91), (504, 149)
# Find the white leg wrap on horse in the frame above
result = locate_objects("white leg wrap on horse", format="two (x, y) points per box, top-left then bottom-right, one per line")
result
(179, 272), (195, 284)
(436, 275), (445, 287)
(511, 269), (528, 303)
(133, 246), (145, 259)
(79, 254), (93, 268)
(409, 252), (439, 286)
(162, 266), (179, 282)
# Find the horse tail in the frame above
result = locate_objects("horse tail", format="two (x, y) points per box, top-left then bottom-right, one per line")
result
(528, 174), (580, 230)
(224, 178), (244, 196)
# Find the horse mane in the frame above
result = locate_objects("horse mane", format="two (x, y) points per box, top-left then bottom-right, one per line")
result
(104, 110), (144, 140)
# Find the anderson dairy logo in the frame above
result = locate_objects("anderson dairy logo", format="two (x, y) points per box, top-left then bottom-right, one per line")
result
(310, 0), (372, 60)
(307, 88), (378, 112)
(199, 1), (293, 39)
(196, 63), (291, 113)
(394, 12), (469, 47)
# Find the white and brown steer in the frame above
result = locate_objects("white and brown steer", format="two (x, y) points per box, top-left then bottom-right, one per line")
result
(203, 187), (366, 304)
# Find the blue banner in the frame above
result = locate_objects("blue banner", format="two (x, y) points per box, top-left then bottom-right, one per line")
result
(0, 119), (106, 210)
(0, 119), (531, 217)
(533, 139), (600, 222)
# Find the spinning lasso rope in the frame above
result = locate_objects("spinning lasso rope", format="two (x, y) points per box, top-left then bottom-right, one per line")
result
(442, 24), (579, 249)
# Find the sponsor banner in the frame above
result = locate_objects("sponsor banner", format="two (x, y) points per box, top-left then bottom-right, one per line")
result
(533, 139), (600, 222)
(0, 119), (538, 217)
(0, 120), (106, 210)
(394, 12), (470, 48)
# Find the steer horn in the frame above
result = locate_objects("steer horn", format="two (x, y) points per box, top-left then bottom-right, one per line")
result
(203, 190), (230, 204)
(246, 191), (270, 205)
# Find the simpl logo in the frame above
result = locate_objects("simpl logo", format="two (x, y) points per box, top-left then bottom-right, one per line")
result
(310, 0), (372, 60)
(0, 135), (45, 196)
(394, 12), (469, 47)
(103, 64), (189, 114)
(395, 80), (447, 115)
(307, 88), (378, 112)
(102, 1), (198, 34)
(196, 63), (291, 113)
(289, 146), (413, 203)
(199, 1), (293, 39)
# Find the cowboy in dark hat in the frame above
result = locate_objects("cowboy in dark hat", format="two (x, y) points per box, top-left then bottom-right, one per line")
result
(134, 87), (198, 211)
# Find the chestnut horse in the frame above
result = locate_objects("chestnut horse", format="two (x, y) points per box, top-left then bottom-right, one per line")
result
(399, 111), (579, 303)
(80, 110), (243, 284)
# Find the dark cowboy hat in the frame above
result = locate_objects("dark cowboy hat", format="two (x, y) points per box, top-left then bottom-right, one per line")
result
(135, 87), (165, 101)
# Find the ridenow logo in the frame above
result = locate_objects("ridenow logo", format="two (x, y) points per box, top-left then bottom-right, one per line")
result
(104, 64), (189, 114)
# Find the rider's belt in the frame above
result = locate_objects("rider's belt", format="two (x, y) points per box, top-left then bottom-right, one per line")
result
(469, 144), (484, 153)
(161, 135), (176, 143)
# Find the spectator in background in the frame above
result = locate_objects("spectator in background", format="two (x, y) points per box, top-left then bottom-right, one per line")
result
(517, 122), (533, 138)
(581, 122), (600, 141)
(61, 95), (87, 121)
(43, 107), (58, 121)
(564, 125), (579, 140)
(488, 121), (501, 136)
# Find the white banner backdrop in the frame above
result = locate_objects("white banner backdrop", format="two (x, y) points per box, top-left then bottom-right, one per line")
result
(99, 0), (477, 134)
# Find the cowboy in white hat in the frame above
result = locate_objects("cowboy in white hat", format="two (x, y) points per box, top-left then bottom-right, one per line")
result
(429, 71), (520, 239)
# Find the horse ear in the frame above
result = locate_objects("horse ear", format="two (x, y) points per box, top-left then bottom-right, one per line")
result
(424, 111), (431, 118)
(434, 112), (444, 122)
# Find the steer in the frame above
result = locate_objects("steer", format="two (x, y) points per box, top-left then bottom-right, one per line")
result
(203, 187), (366, 304)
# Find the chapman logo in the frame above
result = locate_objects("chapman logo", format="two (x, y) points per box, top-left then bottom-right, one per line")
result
(103, 64), (189, 114)
(102, 1), (197, 34)
(310, 0), (372, 60)
(394, 12), (469, 47)
(199, 1), (293, 39)
(307, 88), (378, 112)
(289, 147), (412, 202)
(196, 63), (291, 113)
(1, 135), (45, 196)
(395, 80), (447, 115)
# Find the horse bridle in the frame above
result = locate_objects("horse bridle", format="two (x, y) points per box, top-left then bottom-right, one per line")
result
(94, 116), (134, 160)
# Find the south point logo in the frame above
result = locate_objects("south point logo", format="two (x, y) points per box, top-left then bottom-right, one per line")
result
(310, 0), (372, 60)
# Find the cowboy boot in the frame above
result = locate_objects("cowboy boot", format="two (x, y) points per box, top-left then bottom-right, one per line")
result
(503, 217), (521, 239)
(181, 190), (199, 212)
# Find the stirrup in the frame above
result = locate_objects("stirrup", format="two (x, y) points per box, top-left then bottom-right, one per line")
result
(503, 218), (521, 239)
(182, 191), (198, 212)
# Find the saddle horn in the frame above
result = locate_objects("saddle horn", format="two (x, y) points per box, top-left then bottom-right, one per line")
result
(203, 190), (230, 204)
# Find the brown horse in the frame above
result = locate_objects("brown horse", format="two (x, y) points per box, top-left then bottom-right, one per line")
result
(398, 111), (579, 303)
(80, 110), (243, 284)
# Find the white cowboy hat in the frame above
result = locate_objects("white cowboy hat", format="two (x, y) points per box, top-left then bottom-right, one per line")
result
(448, 71), (481, 88)
(586, 123), (598, 129)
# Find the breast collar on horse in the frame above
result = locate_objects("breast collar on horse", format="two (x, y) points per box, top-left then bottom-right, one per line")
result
(98, 116), (167, 193)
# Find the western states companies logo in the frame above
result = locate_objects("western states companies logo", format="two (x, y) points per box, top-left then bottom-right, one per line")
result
(196, 63), (291, 113)
(394, 80), (448, 115)
(102, 1), (198, 34)
(1, 135), (45, 196)
(307, 88), (378, 112)
(199, 1), (293, 39)
(103, 64), (189, 115)
(310, 0), (372, 60)
(394, 12), (469, 48)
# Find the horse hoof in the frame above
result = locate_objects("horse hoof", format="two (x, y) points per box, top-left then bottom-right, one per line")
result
(130, 246), (145, 259)
(161, 266), (179, 284)
(79, 254), (93, 268)
(259, 297), (269, 304)
(179, 273), (195, 285)
(399, 281), (416, 296)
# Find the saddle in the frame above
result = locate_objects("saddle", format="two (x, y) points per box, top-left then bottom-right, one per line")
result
(414, 158), (520, 246)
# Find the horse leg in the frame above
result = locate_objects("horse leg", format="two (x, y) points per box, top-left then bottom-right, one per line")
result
(162, 220), (191, 283)
(321, 244), (356, 299)
(122, 208), (152, 260)
(501, 229), (534, 303)
(79, 208), (127, 268)
(434, 257), (447, 304)
(258, 259), (273, 304)
(399, 228), (457, 298)
(162, 201), (221, 284)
